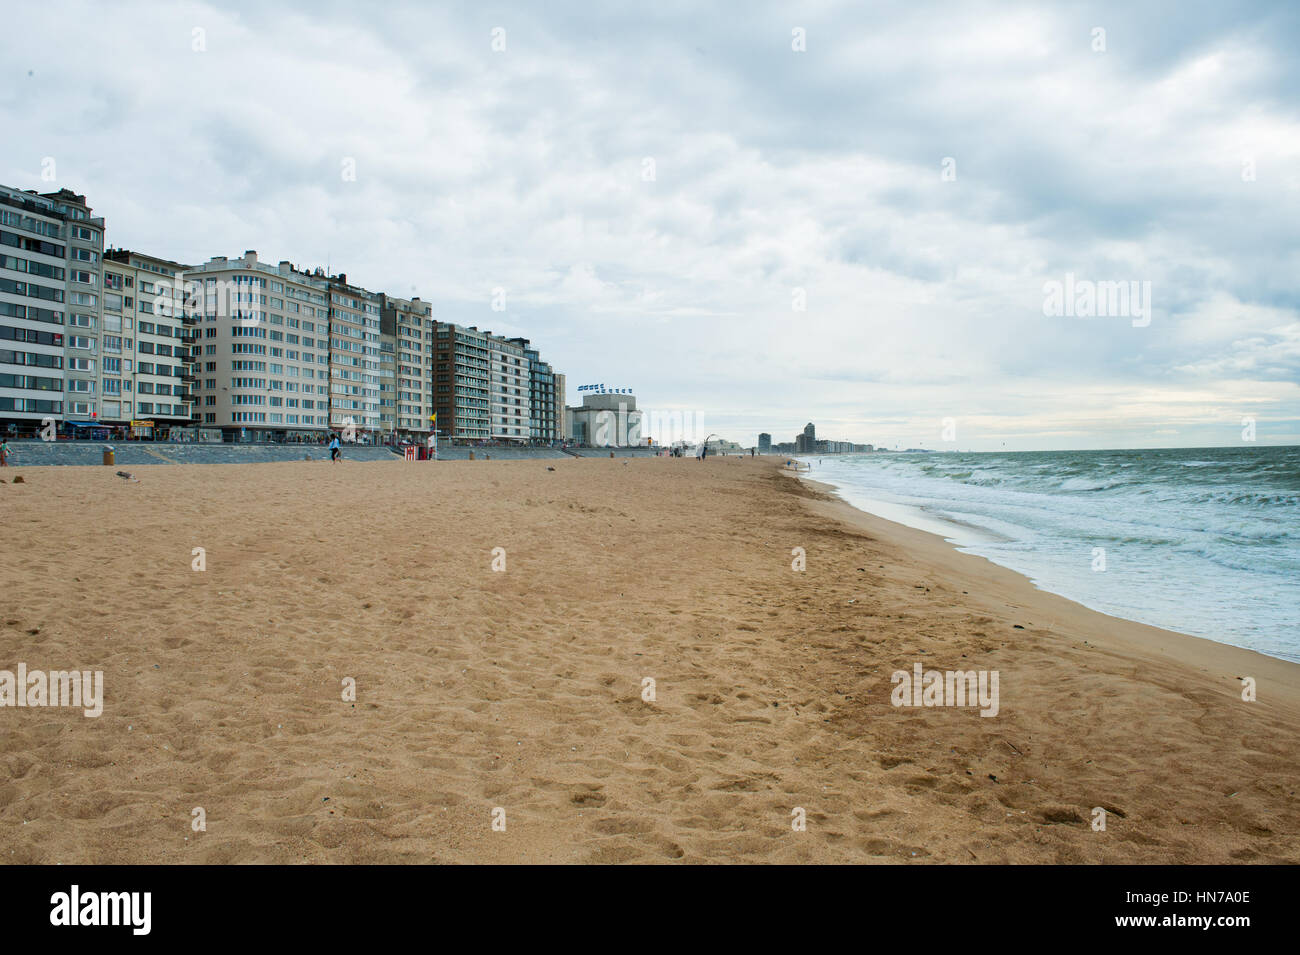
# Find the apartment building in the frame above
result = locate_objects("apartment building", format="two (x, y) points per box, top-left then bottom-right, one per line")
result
(382, 295), (434, 441)
(378, 327), (396, 442)
(63, 206), (105, 424)
(99, 253), (137, 429)
(518, 340), (557, 444)
(102, 249), (193, 435)
(0, 184), (80, 434)
(488, 334), (529, 443)
(2, 183), (572, 447)
(126, 251), (192, 431)
(326, 275), (382, 440)
(553, 372), (567, 441)
(431, 322), (490, 442)
(185, 251), (332, 440)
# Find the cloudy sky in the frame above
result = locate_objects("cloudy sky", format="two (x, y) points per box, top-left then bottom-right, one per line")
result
(4, 0), (1298, 449)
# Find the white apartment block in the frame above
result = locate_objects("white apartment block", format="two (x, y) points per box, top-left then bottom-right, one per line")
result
(326, 276), (382, 439)
(487, 333), (529, 442)
(184, 251), (332, 440)
(102, 249), (193, 433)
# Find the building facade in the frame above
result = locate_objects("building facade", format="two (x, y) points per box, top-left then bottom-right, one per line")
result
(518, 339), (557, 444)
(60, 193), (105, 427)
(0, 185), (83, 434)
(185, 251), (332, 441)
(104, 249), (193, 435)
(796, 422), (817, 453)
(553, 372), (567, 441)
(432, 323), (490, 442)
(488, 333), (529, 443)
(326, 275), (383, 441)
(567, 392), (643, 447)
(383, 295), (434, 441)
(2, 183), (572, 446)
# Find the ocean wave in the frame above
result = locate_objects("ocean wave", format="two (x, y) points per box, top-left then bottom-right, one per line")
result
(811, 445), (1300, 660)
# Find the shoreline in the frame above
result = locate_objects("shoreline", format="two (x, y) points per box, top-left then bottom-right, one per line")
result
(787, 470), (1300, 714)
(2, 456), (1297, 863)
(791, 457), (1300, 668)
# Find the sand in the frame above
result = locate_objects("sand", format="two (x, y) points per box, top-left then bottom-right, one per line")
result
(0, 456), (1296, 864)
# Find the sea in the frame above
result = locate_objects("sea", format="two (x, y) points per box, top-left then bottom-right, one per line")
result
(800, 446), (1300, 662)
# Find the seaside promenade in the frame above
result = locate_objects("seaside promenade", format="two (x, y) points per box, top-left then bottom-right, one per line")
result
(1, 442), (664, 467)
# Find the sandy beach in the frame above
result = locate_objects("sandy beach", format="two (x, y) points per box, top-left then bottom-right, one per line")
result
(1, 455), (1297, 864)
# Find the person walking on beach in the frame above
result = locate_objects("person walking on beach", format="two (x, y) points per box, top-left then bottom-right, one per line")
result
(328, 433), (341, 463)
(0, 439), (10, 467)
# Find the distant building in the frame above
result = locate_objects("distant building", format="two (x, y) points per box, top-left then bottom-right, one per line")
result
(796, 422), (817, 453)
(567, 391), (642, 446)
(553, 372), (567, 440)
(758, 432), (771, 453)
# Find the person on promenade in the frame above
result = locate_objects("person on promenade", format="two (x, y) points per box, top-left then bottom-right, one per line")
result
(329, 433), (341, 462)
